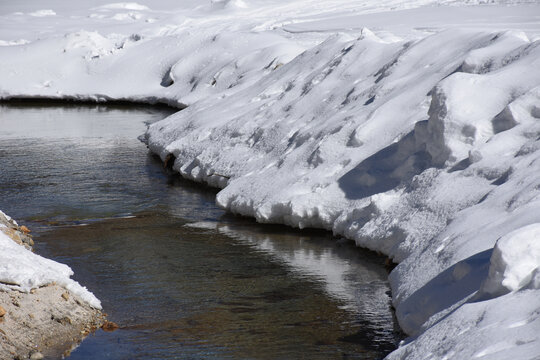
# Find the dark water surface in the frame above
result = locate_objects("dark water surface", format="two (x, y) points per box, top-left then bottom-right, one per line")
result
(0, 103), (400, 359)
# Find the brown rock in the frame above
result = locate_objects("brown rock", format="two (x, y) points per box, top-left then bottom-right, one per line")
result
(20, 225), (31, 234)
(0, 306), (6, 317)
(101, 321), (119, 332)
(61, 292), (69, 301)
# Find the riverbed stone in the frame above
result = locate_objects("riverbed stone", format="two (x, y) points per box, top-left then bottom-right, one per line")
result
(29, 351), (44, 360)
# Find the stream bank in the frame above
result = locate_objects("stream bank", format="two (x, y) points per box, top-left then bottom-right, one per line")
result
(0, 212), (104, 360)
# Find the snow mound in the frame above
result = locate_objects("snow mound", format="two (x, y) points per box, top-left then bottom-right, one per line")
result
(28, 9), (56, 17)
(94, 2), (150, 11)
(425, 36), (540, 166)
(0, 39), (30, 47)
(387, 289), (540, 360)
(461, 31), (530, 74)
(0, 231), (101, 309)
(210, 0), (248, 10)
(64, 31), (118, 59)
(479, 224), (540, 297)
(111, 12), (143, 21)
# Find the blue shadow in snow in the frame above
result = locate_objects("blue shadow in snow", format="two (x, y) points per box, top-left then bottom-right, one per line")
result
(338, 126), (432, 200)
(397, 248), (493, 335)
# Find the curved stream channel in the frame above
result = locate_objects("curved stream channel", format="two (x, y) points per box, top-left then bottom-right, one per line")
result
(0, 103), (401, 359)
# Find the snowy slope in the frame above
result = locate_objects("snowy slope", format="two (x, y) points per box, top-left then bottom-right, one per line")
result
(1, 0), (539, 358)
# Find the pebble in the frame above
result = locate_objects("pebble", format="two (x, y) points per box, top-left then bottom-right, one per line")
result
(20, 225), (31, 234)
(0, 306), (6, 317)
(29, 351), (44, 360)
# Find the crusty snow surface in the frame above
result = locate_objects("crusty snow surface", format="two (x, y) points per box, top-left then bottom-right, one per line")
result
(1, 0), (539, 358)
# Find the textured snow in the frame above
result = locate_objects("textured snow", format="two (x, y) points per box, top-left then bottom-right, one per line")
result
(479, 224), (540, 297)
(1, 0), (539, 358)
(94, 2), (150, 11)
(28, 9), (56, 17)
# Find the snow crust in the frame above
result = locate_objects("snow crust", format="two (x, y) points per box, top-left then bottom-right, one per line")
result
(1, 0), (539, 358)
(0, 227), (101, 309)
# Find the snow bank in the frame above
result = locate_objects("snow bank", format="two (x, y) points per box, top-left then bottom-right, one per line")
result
(145, 22), (540, 360)
(1, 0), (539, 358)
(387, 289), (540, 360)
(0, 213), (101, 309)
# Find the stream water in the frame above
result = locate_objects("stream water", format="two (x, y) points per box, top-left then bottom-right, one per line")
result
(0, 102), (401, 359)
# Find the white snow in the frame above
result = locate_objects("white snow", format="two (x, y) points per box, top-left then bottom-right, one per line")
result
(479, 224), (540, 297)
(28, 9), (56, 17)
(0, 0), (539, 358)
(0, 39), (30, 46)
(94, 2), (150, 11)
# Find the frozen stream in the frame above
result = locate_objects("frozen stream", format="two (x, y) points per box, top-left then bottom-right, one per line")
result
(0, 103), (400, 359)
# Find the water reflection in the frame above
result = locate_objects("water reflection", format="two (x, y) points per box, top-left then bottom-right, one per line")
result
(190, 219), (397, 350)
(0, 103), (400, 359)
